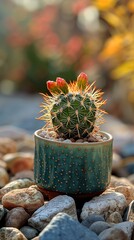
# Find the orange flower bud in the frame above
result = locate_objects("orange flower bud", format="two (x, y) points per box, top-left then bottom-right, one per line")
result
(56, 77), (69, 94)
(77, 72), (88, 91)
(47, 81), (60, 94)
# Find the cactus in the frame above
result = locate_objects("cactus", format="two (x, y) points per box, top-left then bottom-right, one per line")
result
(39, 72), (106, 139)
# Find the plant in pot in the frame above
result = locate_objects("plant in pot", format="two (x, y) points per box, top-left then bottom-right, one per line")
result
(34, 72), (113, 201)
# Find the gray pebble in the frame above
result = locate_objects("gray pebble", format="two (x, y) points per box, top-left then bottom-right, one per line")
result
(39, 212), (99, 240)
(63, 139), (72, 143)
(106, 212), (123, 223)
(89, 221), (111, 235)
(20, 226), (39, 240)
(81, 214), (105, 228)
(113, 221), (134, 240)
(99, 228), (129, 240)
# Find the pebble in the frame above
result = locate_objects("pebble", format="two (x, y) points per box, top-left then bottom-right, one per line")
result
(0, 138), (16, 157)
(81, 214), (105, 228)
(106, 211), (122, 223)
(76, 139), (84, 143)
(3, 152), (34, 174)
(110, 175), (133, 188)
(28, 195), (77, 231)
(0, 167), (9, 188)
(88, 136), (98, 142)
(38, 212), (99, 240)
(112, 152), (122, 172)
(0, 178), (34, 201)
(11, 170), (34, 181)
(2, 187), (44, 214)
(0, 227), (27, 240)
(81, 191), (127, 221)
(114, 185), (134, 204)
(5, 207), (30, 228)
(89, 221), (111, 235)
(20, 226), (39, 239)
(0, 159), (7, 169)
(127, 174), (134, 184)
(113, 221), (134, 240)
(99, 228), (129, 240)
(63, 139), (72, 143)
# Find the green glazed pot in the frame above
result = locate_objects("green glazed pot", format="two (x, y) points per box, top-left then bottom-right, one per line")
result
(34, 130), (113, 199)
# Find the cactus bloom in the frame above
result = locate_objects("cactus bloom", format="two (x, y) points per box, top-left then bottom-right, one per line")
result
(56, 77), (69, 94)
(77, 72), (88, 91)
(47, 81), (60, 94)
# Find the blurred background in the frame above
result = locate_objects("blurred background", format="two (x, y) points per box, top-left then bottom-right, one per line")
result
(1, 0), (134, 137)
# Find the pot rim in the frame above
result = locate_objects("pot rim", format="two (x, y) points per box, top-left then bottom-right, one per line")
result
(34, 129), (113, 146)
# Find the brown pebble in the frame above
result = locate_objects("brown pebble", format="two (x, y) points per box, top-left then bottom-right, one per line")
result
(3, 152), (34, 174)
(0, 138), (16, 157)
(2, 187), (44, 214)
(5, 207), (30, 228)
(0, 227), (27, 240)
(0, 167), (9, 187)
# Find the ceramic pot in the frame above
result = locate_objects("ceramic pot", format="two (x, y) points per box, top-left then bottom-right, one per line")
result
(34, 130), (113, 200)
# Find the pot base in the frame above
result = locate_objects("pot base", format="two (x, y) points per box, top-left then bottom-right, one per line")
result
(37, 185), (105, 208)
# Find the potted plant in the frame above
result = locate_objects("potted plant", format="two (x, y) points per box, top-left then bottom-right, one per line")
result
(34, 72), (113, 200)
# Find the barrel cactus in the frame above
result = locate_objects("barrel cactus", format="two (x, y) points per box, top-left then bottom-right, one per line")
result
(39, 72), (106, 140)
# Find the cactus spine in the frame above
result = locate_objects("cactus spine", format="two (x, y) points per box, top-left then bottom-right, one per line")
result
(39, 72), (106, 139)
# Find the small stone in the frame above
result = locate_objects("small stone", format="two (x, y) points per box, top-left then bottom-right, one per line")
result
(81, 214), (105, 228)
(106, 212), (122, 223)
(39, 212), (99, 240)
(2, 187), (44, 214)
(0, 227), (27, 240)
(11, 170), (34, 181)
(20, 226), (39, 239)
(127, 174), (134, 184)
(110, 175), (133, 188)
(39, 130), (47, 138)
(99, 228), (129, 240)
(89, 221), (111, 235)
(0, 178), (34, 201)
(28, 195), (77, 231)
(115, 185), (134, 204)
(0, 138), (17, 157)
(70, 138), (76, 142)
(5, 207), (30, 228)
(57, 138), (64, 141)
(103, 137), (108, 141)
(88, 136), (98, 142)
(113, 221), (134, 240)
(81, 191), (127, 221)
(63, 139), (72, 143)
(0, 167), (9, 188)
(112, 152), (122, 171)
(0, 160), (7, 169)
(3, 152), (34, 174)
(76, 139), (84, 143)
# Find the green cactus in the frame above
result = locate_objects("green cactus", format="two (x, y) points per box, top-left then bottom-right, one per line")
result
(39, 72), (106, 139)
(51, 93), (96, 138)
